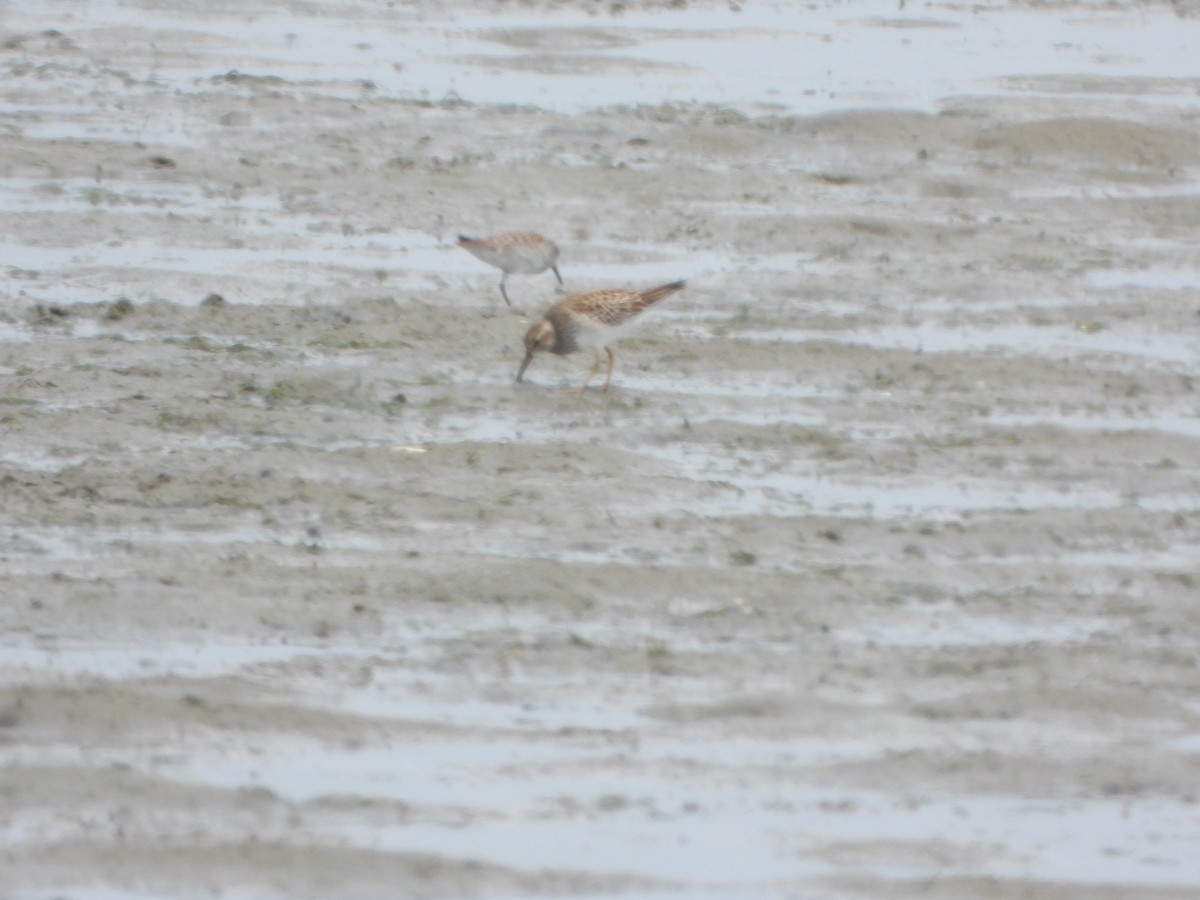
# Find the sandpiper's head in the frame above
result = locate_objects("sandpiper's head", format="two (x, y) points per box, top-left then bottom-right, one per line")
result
(516, 319), (556, 382)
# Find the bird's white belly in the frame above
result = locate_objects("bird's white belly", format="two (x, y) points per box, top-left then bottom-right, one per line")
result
(574, 316), (640, 350)
(473, 246), (550, 273)
(503, 250), (551, 274)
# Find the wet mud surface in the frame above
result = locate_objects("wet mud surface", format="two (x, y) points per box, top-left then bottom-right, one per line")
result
(2, 1), (1200, 897)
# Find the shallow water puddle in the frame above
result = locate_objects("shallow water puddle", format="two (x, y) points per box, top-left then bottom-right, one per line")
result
(2, 220), (774, 310)
(8, 524), (334, 562)
(0, 600), (760, 724)
(1173, 729), (1200, 753)
(1089, 268), (1200, 291)
(612, 370), (825, 402)
(568, 250), (798, 282)
(2, 888), (160, 900)
(5, 519), (684, 573)
(927, 543), (1200, 576)
(844, 611), (1110, 649)
(322, 790), (1200, 888)
(0, 639), (341, 681)
(330, 687), (646, 733)
(731, 321), (1200, 367)
(161, 738), (628, 806)
(0, 239), (447, 288)
(5, 729), (1196, 888)
(319, 813), (827, 886)
(0, 178), (262, 216)
(641, 443), (1126, 520)
(113, 735), (1200, 888)
(16, 115), (217, 148)
(988, 410), (1200, 439)
(0, 450), (93, 473)
(8, 2), (1199, 119)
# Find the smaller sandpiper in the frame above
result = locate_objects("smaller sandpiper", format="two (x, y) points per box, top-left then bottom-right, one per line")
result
(517, 280), (686, 393)
(458, 231), (563, 306)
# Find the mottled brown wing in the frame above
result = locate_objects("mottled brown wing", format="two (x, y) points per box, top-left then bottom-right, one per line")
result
(562, 290), (646, 327)
(496, 232), (550, 252)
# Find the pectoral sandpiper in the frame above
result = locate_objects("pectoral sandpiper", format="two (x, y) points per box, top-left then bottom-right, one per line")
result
(516, 280), (685, 393)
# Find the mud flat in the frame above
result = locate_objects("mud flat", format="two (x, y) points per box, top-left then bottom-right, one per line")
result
(2, 1), (1200, 897)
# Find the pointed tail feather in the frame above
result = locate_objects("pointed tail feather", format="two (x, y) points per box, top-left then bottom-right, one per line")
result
(637, 279), (686, 308)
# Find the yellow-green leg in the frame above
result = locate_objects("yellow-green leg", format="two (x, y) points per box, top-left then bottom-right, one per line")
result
(602, 346), (616, 393)
(574, 351), (605, 394)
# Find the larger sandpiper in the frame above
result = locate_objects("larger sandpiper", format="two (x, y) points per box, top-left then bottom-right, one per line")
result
(517, 280), (686, 393)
